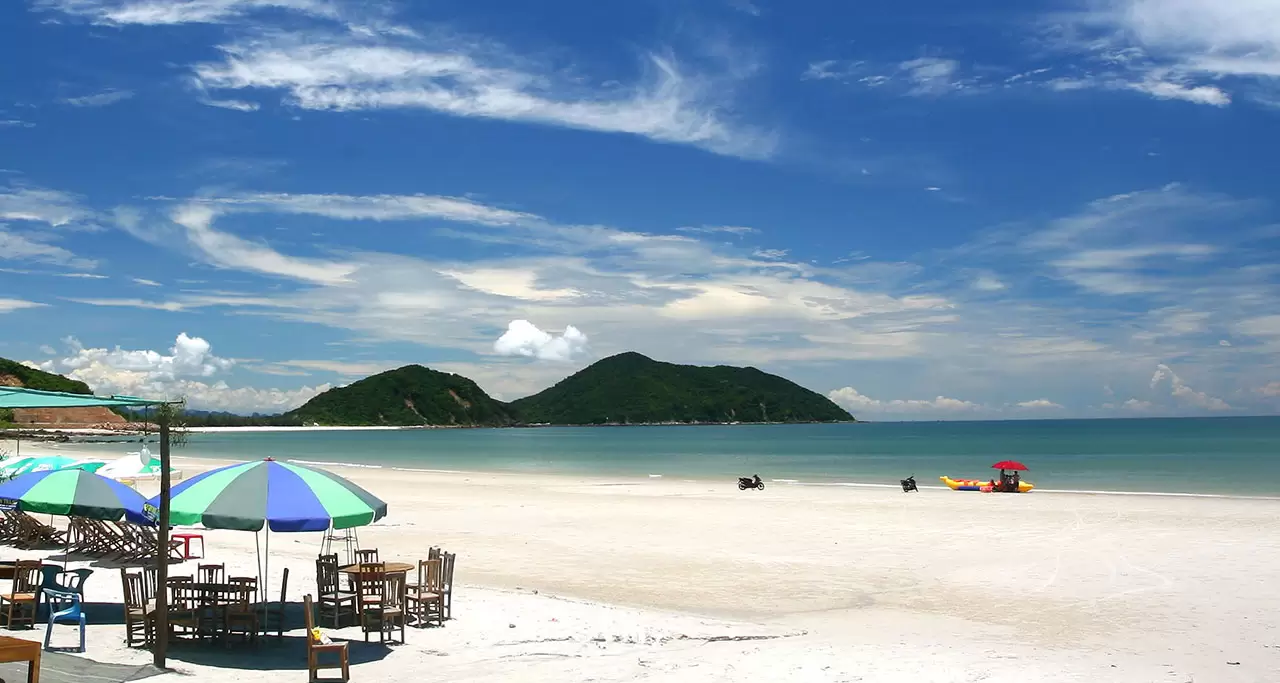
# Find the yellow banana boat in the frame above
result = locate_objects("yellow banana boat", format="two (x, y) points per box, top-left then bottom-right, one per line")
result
(940, 476), (1034, 493)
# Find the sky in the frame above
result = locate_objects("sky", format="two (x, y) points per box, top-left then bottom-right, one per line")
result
(2, 0), (1279, 420)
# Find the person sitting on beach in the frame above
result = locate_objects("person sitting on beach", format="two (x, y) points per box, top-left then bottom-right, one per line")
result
(1011, 471), (1021, 490)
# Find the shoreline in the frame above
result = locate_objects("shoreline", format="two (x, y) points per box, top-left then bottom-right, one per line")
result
(12, 438), (1280, 501)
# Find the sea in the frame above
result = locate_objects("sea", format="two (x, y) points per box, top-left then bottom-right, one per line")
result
(62, 417), (1280, 497)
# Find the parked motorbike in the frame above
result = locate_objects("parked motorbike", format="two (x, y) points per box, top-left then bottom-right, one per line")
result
(738, 474), (765, 491)
(900, 475), (918, 493)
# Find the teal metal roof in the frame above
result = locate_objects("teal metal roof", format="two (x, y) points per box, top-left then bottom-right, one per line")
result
(0, 386), (169, 409)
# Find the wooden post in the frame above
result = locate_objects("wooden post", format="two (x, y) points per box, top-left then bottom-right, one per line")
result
(153, 414), (171, 669)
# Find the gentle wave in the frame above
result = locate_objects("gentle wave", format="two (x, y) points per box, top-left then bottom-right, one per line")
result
(287, 458), (383, 469)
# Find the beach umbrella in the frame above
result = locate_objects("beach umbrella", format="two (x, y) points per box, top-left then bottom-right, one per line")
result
(0, 456), (80, 478)
(152, 458), (386, 532)
(991, 460), (1028, 471)
(0, 468), (149, 520)
(145, 458), (387, 601)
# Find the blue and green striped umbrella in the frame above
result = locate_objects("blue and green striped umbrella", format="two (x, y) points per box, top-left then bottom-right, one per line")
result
(147, 459), (387, 532)
(0, 468), (149, 521)
(0, 456), (79, 477)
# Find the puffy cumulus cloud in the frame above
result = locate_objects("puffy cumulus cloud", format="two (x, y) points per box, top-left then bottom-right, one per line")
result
(27, 333), (329, 414)
(1150, 363), (1232, 411)
(827, 386), (983, 418)
(1258, 382), (1280, 398)
(493, 320), (589, 362)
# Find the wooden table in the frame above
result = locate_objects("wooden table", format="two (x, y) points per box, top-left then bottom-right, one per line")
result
(338, 562), (413, 575)
(0, 635), (41, 683)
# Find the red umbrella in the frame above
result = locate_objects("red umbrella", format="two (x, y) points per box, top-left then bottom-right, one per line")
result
(991, 460), (1028, 471)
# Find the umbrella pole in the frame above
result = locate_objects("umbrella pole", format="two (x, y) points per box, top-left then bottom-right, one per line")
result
(63, 517), (72, 568)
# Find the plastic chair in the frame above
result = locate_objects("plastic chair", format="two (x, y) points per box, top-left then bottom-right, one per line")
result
(43, 588), (86, 652)
(38, 567), (93, 619)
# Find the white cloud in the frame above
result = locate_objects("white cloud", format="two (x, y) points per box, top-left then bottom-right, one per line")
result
(1122, 398), (1155, 412)
(29, 333), (328, 413)
(1259, 382), (1280, 398)
(200, 191), (533, 226)
(36, 0), (338, 25)
(132, 277), (161, 287)
(0, 228), (97, 269)
(0, 186), (90, 227)
(972, 275), (1006, 291)
(169, 203), (356, 284)
(0, 299), (46, 313)
(1016, 399), (1064, 409)
(898, 57), (964, 95)
(190, 32), (775, 159)
(1150, 363), (1231, 411)
(269, 360), (400, 376)
(802, 57), (971, 95)
(677, 225), (758, 235)
(65, 298), (185, 312)
(493, 320), (589, 362)
(1047, 0), (1280, 106)
(827, 386), (983, 418)
(200, 96), (261, 112)
(752, 248), (789, 260)
(61, 89), (134, 107)
(0, 120), (35, 128)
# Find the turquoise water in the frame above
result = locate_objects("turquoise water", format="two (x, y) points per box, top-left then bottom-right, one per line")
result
(70, 417), (1280, 496)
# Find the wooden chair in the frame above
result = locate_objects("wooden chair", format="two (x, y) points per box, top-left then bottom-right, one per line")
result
(304, 594), (349, 682)
(405, 559), (443, 628)
(197, 563), (225, 584)
(223, 577), (259, 646)
(440, 551), (456, 620)
(354, 564), (386, 642)
(353, 548), (379, 565)
(1, 560), (41, 629)
(120, 570), (153, 647)
(260, 567), (289, 638)
(379, 573), (407, 643)
(427, 547), (456, 620)
(316, 555), (356, 628)
(166, 578), (201, 642)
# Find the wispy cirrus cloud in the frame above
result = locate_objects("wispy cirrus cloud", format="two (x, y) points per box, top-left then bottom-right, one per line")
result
(61, 89), (134, 107)
(0, 299), (47, 313)
(189, 31), (776, 159)
(35, 0), (339, 26)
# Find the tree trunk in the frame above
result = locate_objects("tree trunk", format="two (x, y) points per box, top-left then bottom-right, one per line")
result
(153, 418), (170, 669)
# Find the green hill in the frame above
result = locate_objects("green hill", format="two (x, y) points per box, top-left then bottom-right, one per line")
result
(0, 358), (92, 394)
(509, 352), (853, 425)
(284, 364), (517, 427)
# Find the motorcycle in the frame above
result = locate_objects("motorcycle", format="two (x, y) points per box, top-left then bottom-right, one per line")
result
(900, 475), (918, 493)
(738, 475), (765, 491)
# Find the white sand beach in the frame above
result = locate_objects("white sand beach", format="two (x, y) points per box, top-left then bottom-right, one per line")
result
(1, 442), (1277, 682)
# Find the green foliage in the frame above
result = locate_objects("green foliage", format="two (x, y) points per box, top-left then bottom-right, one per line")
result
(0, 358), (92, 394)
(510, 352), (854, 425)
(285, 365), (518, 427)
(0, 408), (13, 426)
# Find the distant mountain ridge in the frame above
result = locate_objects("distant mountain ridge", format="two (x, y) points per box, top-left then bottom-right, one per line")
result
(509, 352), (852, 425)
(284, 364), (518, 427)
(2, 352), (853, 427)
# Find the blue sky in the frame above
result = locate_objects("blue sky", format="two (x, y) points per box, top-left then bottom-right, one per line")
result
(2, 0), (1279, 418)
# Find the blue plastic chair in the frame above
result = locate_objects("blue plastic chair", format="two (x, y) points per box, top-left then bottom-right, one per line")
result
(37, 567), (93, 620)
(42, 588), (85, 653)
